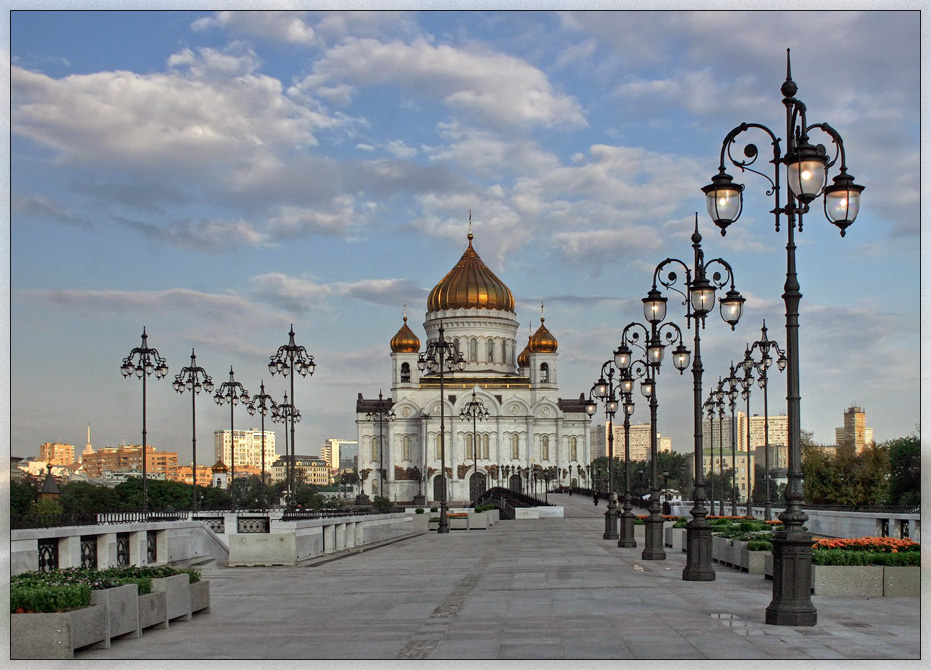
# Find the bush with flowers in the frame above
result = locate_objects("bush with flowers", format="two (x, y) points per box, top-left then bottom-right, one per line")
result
(11, 566), (201, 613)
(811, 537), (920, 566)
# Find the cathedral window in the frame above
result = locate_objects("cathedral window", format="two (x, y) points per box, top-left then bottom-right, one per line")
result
(511, 434), (519, 459)
(540, 362), (550, 383)
(570, 437), (578, 462)
(487, 339), (495, 363)
(403, 435), (410, 461)
(482, 434), (490, 459)
(469, 338), (478, 362)
(371, 437), (378, 461)
(400, 362), (410, 383)
(465, 433), (474, 460)
(542, 435), (550, 461)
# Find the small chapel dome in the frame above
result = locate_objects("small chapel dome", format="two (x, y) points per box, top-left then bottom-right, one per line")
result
(390, 316), (421, 353)
(529, 317), (558, 353)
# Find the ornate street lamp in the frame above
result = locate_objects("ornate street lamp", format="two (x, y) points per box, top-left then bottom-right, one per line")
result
(418, 322), (465, 533)
(213, 367), (249, 509)
(271, 392), (300, 506)
(585, 361), (622, 541)
(616, 320), (690, 560)
(247, 381), (277, 510)
(611, 362), (642, 548)
(269, 325), (317, 506)
(646, 215), (744, 581)
(120, 328), (168, 513)
(459, 388), (490, 501)
(703, 394), (717, 516)
(714, 378), (727, 516)
(702, 50), (862, 626)
(742, 321), (787, 520)
(173, 349), (213, 511)
(366, 390), (396, 500)
(724, 363), (742, 516)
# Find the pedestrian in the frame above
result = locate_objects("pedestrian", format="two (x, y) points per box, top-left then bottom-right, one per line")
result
(593, 491), (599, 505)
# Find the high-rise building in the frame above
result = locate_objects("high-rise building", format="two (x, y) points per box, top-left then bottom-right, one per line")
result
(39, 442), (75, 466)
(270, 455), (330, 486)
(590, 424), (606, 459)
(835, 406), (873, 453)
(609, 423), (672, 461)
(81, 425), (94, 461)
(321, 439), (356, 471)
(80, 445), (178, 479)
(213, 429), (276, 470)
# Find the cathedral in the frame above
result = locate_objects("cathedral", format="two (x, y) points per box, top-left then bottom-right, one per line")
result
(356, 229), (592, 503)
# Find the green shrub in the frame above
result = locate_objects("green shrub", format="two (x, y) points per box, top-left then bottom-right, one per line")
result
(673, 518), (689, 528)
(812, 549), (920, 567)
(415, 508), (425, 514)
(11, 583), (91, 613)
(747, 540), (773, 552)
(429, 517), (441, 522)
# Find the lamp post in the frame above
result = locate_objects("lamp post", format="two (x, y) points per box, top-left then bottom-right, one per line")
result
(460, 388), (490, 501)
(663, 469), (670, 514)
(617, 379), (637, 547)
(738, 367), (754, 516)
(703, 394), (716, 516)
(271, 392), (300, 506)
(366, 390), (396, 501)
(585, 361), (622, 541)
(646, 214), (744, 580)
(742, 321), (787, 520)
(714, 378), (727, 516)
(172, 349), (213, 512)
(418, 323), (465, 533)
(213, 367), (249, 509)
(615, 319), (690, 560)
(701, 50), (862, 626)
(269, 325), (317, 506)
(120, 328), (169, 514)
(724, 363), (742, 516)
(247, 382), (277, 511)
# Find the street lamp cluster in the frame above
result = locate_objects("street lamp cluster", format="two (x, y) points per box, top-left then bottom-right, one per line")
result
(120, 324), (317, 513)
(584, 50), (861, 627)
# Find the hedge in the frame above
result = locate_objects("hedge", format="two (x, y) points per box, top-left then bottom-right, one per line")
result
(812, 549), (920, 566)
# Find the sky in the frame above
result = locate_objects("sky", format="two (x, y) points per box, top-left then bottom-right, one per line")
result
(7, 9), (923, 466)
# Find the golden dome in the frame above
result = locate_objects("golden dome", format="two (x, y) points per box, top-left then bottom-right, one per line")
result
(529, 317), (558, 353)
(427, 233), (515, 313)
(517, 341), (531, 369)
(390, 316), (421, 353)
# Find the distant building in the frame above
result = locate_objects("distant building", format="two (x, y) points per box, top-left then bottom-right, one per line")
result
(81, 425), (94, 462)
(703, 451), (755, 498)
(835, 406), (873, 454)
(213, 429), (276, 470)
(609, 423), (672, 461)
(590, 424), (606, 460)
(174, 464), (215, 488)
(321, 439), (356, 472)
(81, 445), (178, 479)
(270, 455), (330, 487)
(39, 442), (75, 466)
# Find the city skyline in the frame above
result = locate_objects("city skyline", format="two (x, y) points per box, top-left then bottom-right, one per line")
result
(10, 10), (920, 465)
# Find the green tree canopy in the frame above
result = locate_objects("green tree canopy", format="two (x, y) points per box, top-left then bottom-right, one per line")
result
(886, 435), (920, 506)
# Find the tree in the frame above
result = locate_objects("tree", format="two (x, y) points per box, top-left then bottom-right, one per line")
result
(886, 435), (920, 506)
(10, 481), (37, 516)
(59, 481), (121, 515)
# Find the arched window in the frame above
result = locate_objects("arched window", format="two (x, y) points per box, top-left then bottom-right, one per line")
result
(403, 435), (410, 461)
(400, 362), (411, 383)
(487, 339), (495, 363)
(371, 437), (378, 461)
(482, 434), (490, 459)
(436, 434), (442, 460)
(542, 435), (550, 461)
(511, 434), (520, 459)
(570, 436), (578, 462)
(469, 338), (478, 362)
(465, 433), (474, 460)
(540, 362), (550, 383)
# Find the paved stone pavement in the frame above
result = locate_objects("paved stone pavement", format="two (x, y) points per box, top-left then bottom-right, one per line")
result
(80, 493), (923, 661)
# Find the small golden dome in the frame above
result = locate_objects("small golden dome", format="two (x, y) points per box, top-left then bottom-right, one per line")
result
(517, 341), (531, 369)
(427, 232), (515, 313)
(529, 317), (558, 353)
(390, 316), (421, 353)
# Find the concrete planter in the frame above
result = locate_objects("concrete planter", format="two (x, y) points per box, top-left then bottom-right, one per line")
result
(449, 515), (469, 530)
(711, 536), (728, 564)
(883, 566), (919, 597)
(11, 604), (109, 659)
(731, 540), (748, 570)
(151, 574), (192, 623)
(190, 580), (211, 613)
(428, 519), (440, 531)
(664, 526), (687, 551)
(764, 552), (773, 579)
(811, 565), (883, 597)
(469, 511), (489, 530)
(91, 583), (140, 641)
(139, 591), (168, 630)
(410, 513), (429, 533)
(746, 549), (769, 575)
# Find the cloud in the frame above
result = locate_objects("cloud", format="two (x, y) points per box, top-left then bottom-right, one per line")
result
(250, 273), (333, 313)
(12, 195), (92, 229)
(191, 11), (317, 46)
(11, 46), (339, 174)
(298, 37), (586, 129)
(334, 279), (427, 307)
(113, 215), (270, 251)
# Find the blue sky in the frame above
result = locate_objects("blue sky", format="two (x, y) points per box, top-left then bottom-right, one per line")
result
(8, 10), (922, 464)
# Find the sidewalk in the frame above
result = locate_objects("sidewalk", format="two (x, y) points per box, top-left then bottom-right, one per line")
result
(80, 492), (922, 660)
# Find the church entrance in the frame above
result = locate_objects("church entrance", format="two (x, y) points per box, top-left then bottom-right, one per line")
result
(469, 472), (486, 501)
(508, 474), (522, 493)
(432, 475), (447, 502)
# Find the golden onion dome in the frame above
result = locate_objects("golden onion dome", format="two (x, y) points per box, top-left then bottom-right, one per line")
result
(427, 232), (515, 313)
(390, 316), (421, 353)
(517, 341), (531, 369)
(529, 317), (558, 353)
